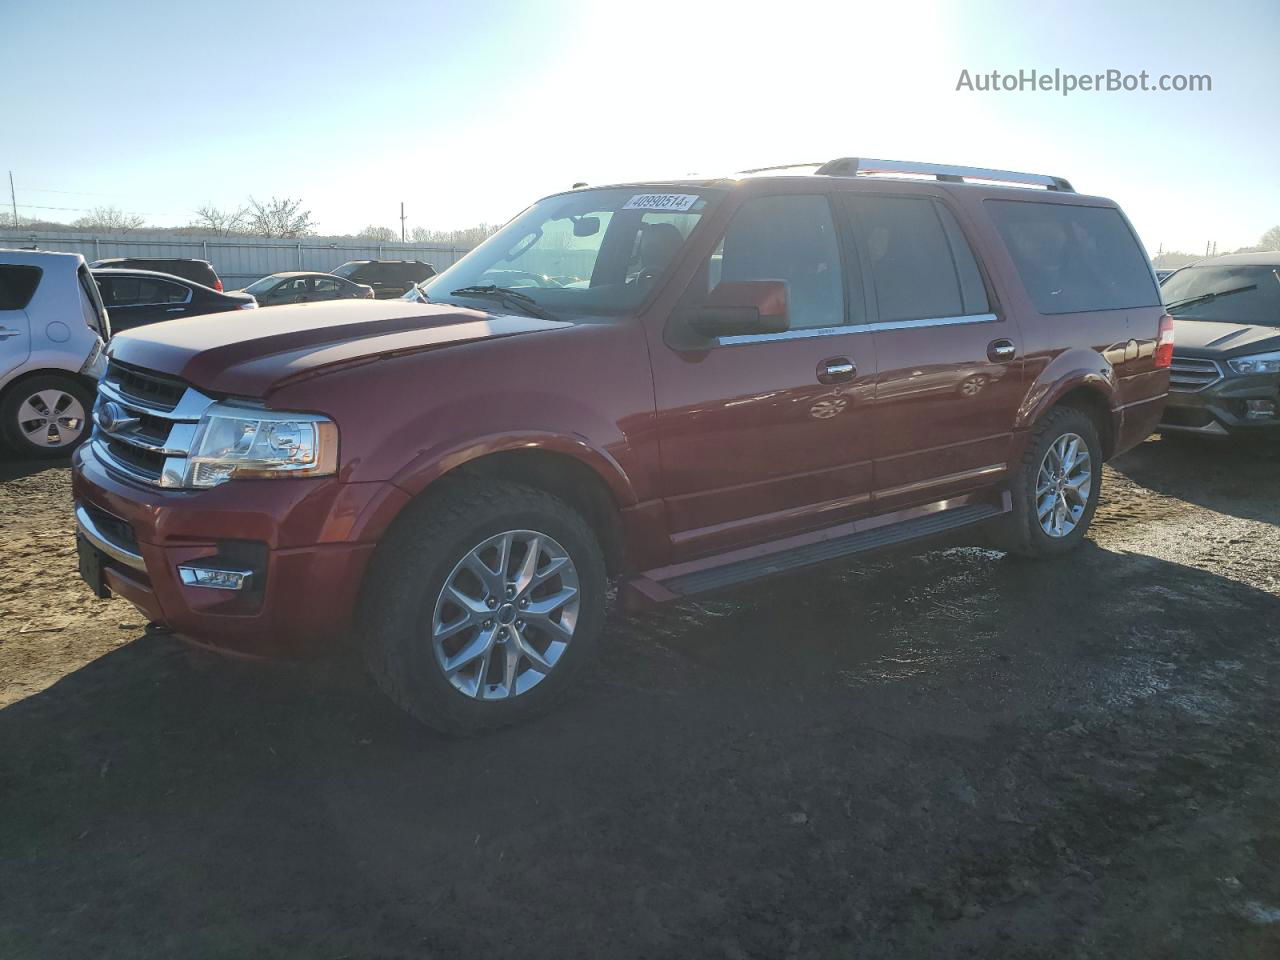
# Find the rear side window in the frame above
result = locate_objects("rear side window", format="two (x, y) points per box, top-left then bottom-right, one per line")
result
(849, 196), (989, 323)
(77, 265), (108, 336)
(101, 276), (189, 305)
(0, 265), (42, 310)
(986, 200), (1159, 314)
(706, 194), (846, 330)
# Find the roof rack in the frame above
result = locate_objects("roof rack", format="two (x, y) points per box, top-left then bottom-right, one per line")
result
(814, 157), (1074, 192)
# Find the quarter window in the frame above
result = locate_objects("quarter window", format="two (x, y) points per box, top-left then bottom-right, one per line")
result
(101, 276), (188, 305)
(0, 265), (42, 310)
(849, 196), (985, 323)
(705, 194), (846, 330)
(986, 200), (1159, 314)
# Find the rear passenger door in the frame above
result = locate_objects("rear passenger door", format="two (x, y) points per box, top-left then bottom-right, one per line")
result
(650, 191), (878, 560)
(838, 193), (1024, 507)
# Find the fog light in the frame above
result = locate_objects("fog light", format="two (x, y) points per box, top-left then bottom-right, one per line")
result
(1245, 399), (1278, 421)
(178, 565), (253, 591)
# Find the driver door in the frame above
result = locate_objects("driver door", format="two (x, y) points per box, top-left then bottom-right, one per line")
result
(648, 191), (879, 561)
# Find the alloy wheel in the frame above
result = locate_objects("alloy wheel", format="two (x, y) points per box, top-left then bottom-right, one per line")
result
(16, 389), (87, 449)
(431, 529), (580, 700)
(1036, 432), (1092, 537)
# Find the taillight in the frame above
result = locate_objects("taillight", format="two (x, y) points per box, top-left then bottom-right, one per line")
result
(214, 279), (224, 292)
(1154, 314), (1175, 369)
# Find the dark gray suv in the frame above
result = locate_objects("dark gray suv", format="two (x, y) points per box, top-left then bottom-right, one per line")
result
(1159, 252), (1280, 437)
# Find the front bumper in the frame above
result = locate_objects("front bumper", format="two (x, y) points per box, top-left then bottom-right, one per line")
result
(71, 442), (408, 657)
(1160, 370), (1280, 436)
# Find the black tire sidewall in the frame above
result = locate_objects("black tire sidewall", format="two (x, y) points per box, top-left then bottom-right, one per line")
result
(1014, 409), (1103, 556)
(367, 485), (607, 734)
(0, 374), (95, 458)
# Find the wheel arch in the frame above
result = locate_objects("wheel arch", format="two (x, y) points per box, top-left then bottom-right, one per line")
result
(382, 441), (633, 577)
(1016, 361), (1119, 461)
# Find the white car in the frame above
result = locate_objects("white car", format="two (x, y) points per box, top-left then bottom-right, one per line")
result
(0, 250), (110, 457)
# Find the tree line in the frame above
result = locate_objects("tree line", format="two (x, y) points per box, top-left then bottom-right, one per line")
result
(1153, 226), (1280, 268)
(0, 196), (499, 247)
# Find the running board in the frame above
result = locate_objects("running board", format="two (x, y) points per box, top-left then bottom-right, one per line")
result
(636, 501), (1005, 601)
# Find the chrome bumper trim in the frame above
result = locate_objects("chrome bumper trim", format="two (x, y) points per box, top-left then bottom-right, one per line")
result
(74, 503), (147, 572)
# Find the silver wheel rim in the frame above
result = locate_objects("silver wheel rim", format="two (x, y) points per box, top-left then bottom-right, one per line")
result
(1036, 432), (1092, 538)
(431, 529), (580, 700)
(16, 389), (86, 448)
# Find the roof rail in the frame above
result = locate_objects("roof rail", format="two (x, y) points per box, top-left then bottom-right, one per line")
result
(815, 157), (1074, 192)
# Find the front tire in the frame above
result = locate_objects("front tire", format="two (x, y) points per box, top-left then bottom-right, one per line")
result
(359, 479), (608, 734)
(0, 374), (95, 458)
(1002, 406), (1103, 558)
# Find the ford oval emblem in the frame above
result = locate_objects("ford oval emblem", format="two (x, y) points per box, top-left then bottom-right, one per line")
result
(95, 400), (140, 434)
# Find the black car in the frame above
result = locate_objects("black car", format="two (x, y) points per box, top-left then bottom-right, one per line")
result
(1158, 252), (1280, 437)
(92, 269), (255, 334)
(90, 257), (223, 292)
(239, 271), (374, 306)
(331, 260), (436, 299)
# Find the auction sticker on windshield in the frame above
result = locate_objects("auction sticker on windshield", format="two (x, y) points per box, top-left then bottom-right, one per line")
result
(623, 193), (700, 212)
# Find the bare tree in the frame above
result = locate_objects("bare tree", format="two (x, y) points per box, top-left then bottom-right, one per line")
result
(1260, 225), (1280, 252)
(357, 225), (397, 242)
(71, 206), (146, 232)
(411, 223), (499, 247)
(191, 204), (248, 236)
(246, 196), (314, 238)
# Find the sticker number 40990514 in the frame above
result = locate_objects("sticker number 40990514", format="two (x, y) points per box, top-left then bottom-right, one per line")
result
(622, 194), (700, 212)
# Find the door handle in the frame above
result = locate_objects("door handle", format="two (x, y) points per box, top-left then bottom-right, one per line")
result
(818, 357), (856, 384)
(987, 339), (1017, 362)
(166, 307), (186, 313)
(0, 327), (19, 339)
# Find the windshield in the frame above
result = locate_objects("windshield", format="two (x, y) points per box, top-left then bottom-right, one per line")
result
(331, 262), (363, 279)
(422, 187), (722, 316)
(245, 274), (283, 294)
(1162, 264), (1280, 326)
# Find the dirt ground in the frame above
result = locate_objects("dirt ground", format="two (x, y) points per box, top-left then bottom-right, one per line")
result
(1, 437), (1278, 959)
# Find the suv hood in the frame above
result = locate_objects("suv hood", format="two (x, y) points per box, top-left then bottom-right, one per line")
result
(1172, 319), (1280, 357)
(106, 299), (570, 397)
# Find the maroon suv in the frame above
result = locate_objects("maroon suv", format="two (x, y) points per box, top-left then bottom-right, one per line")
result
(73, 158), (1171, 732)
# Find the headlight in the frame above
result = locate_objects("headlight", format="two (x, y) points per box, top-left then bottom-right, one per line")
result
(1227, 350), (1280, 376)
(186, 403), (338, 488)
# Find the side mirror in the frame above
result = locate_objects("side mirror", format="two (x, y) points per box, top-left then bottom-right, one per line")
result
(687, 281), (789, 339)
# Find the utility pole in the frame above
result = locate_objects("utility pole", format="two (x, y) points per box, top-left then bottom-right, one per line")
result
(400, 201), (406, 243)
(8, 171), (16, 225)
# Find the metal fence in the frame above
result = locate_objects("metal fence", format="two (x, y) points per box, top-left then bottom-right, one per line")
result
(0, 229), (475, 288)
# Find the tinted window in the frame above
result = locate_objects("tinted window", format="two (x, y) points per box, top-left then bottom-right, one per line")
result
(100, 276), (188, 305)
(1162, 264), (1280, 327)
(313, 277), (339, 295)
(850, 196), (982, 323)
(986, 200), (1159, 314)
(0, 265), (42, 310)
(706, 194), (845, 330)
(331, 262), (364, 280)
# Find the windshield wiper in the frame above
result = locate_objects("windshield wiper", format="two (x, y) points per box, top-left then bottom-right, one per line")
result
(1165, 283), (1257, 312)
(449, 285), (561, 322)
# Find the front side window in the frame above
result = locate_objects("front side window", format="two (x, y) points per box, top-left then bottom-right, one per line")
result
(703, 194), (846, 330)
(423, 187), (722, 316)
(850, 195), (987, 323)
(986, 200), (1159, 314)
(1161, 264), (1280, 326)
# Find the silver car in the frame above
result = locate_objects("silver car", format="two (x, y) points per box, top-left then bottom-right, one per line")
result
(0, 249), (109, 457)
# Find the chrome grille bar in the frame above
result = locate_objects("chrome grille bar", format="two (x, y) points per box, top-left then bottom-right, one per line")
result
(1168, 355), (1223, 393)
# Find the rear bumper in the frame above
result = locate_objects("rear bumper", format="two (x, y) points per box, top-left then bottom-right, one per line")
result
(71, 442), (408, 657)
(1160, 372), (1280, 435)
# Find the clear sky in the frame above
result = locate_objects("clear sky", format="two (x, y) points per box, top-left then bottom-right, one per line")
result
(3, 0), (1277, 254)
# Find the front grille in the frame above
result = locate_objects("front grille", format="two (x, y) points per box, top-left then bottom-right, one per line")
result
(90, 362), (214, 488)
(106, 360), (186, 412)
(1168, 355), (1223, 393)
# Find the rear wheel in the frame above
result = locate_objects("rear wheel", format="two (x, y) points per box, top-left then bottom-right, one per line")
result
(1002, 406), (1103, 557)
(360, 479), (608, 734)
(0, 374), (94, 458)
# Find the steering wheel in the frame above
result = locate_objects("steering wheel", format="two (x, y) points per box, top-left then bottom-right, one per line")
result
(484, 270), (560, 289)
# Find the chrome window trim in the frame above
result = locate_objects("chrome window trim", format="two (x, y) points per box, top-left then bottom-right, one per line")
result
(74, 503), (147, 572)
(718, 312), (997, 345)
